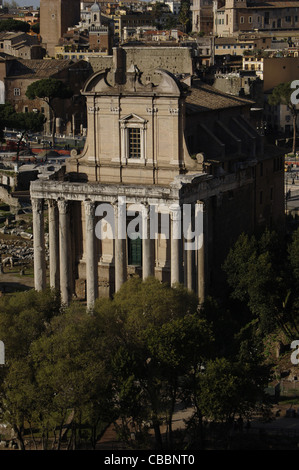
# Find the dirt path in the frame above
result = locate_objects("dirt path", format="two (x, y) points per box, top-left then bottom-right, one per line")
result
(0, 270), (35, 294)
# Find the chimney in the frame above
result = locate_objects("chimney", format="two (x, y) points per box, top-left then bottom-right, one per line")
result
(113, 47), (126, 85)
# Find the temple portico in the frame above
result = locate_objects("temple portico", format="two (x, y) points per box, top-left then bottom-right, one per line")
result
(30, 177), (207, 308)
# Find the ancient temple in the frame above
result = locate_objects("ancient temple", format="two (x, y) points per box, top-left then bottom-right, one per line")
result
(30, 65), (284, 307)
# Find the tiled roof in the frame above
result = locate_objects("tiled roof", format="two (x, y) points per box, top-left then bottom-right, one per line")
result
(6, 59), (73, 78)
(247, 1), (299, 7)
(215, 37), (238, 44)
(0, 31), (25, 40)
(186, 80), (253, 113)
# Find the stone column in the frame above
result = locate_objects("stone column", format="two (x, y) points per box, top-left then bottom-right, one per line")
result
(142, 204), (154, 280)
(197, 201), (205, 303)
(114, 202), (126, 292)
(185, 240), (193, 291)
(32, 198), (46, 291)
(58, 199), (70, 305)
(185, 205), (194, 291)
(48, 199), (59, 290)
(170, 205), (181, 286)
(197, 242), (204, 302)
(84, 199), (96, 309)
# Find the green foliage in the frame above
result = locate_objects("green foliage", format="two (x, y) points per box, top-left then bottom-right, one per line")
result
(0, 288), (60, 359)
(31, 23), (40, 34)
(164, 14), (178, 30)
(30, 303), (114, 444)
(26, 78), (73, 146)
(0, 274), (276, 449)
(223, 229), (295, 336)
(0, 103), (45, 144)
(178, 0), (191, 32)
(197, 357), (271, 422)
(0, 289), (61, 448)
(151, 1), (164, 21)
(26, 78), (72, 103)
(268, 81), (294, 111)
(93, 277), (212, 447)
(0, 19), (30, 33)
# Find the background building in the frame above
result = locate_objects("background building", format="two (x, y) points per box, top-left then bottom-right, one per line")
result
(40, 0), (81, 57)
(191, 0), (215, 35)
(0, 58), (92, 135)
(214, 0), (299, 36)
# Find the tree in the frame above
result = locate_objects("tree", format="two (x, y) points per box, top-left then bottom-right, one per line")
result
(0, 275), (277, 450)
(150, 1), (165, 28)
(223, 228), (299, 343)
(0, 289), (61, 449)
(26, 78), (73, 147)
(178, 0), (191, 33)
(94, 277), (213, 449)
(196, 356), (271, 425)
(223, 230), (294, 336)
(268, 81), (298, 155)
(31, 23), (40, 35)
(0, 290), (115, 450)
(0, 103), (46, 163)
(0, 19), (30, 33)
(287, 226), (299, 331)
(164, 14), (179, 31)
(30, 303), (114, 450)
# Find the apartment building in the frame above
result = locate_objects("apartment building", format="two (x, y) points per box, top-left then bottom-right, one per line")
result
(215, 0), (299, 36)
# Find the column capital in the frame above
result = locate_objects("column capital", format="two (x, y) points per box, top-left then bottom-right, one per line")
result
(169, 203), (181, 221)
(57, 198), (69, 215)
(196, 200), (205, 211)
(84, 199), (96, 217)
(141, 202), (151, 219)
(112, 198), (121, 209)
(31, 197), (43, 213)
(48, 198), (57, 208)
(48, 199), (58, 222)
(170, 203), (181, 242)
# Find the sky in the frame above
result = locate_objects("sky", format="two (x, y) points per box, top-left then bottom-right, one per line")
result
(6, 0), (152, 9)
(5, 0), (40, 7)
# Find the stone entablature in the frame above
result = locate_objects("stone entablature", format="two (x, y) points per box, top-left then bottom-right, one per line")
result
(30, 168), (254, 204)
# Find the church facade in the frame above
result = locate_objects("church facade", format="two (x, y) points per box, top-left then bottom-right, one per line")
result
(30, 65), (285, 307)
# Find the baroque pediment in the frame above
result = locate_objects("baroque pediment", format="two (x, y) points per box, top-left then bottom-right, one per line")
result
(119, 113), (146, 123)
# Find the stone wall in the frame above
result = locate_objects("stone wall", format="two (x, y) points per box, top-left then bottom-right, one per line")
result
(89, 46), (193, 85)
(0, 185), (20, 209)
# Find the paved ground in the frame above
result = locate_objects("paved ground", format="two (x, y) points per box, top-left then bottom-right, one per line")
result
(0, 269), (35, 294)
(285, 170), (299, 216)
(96, 401), (299, 449)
